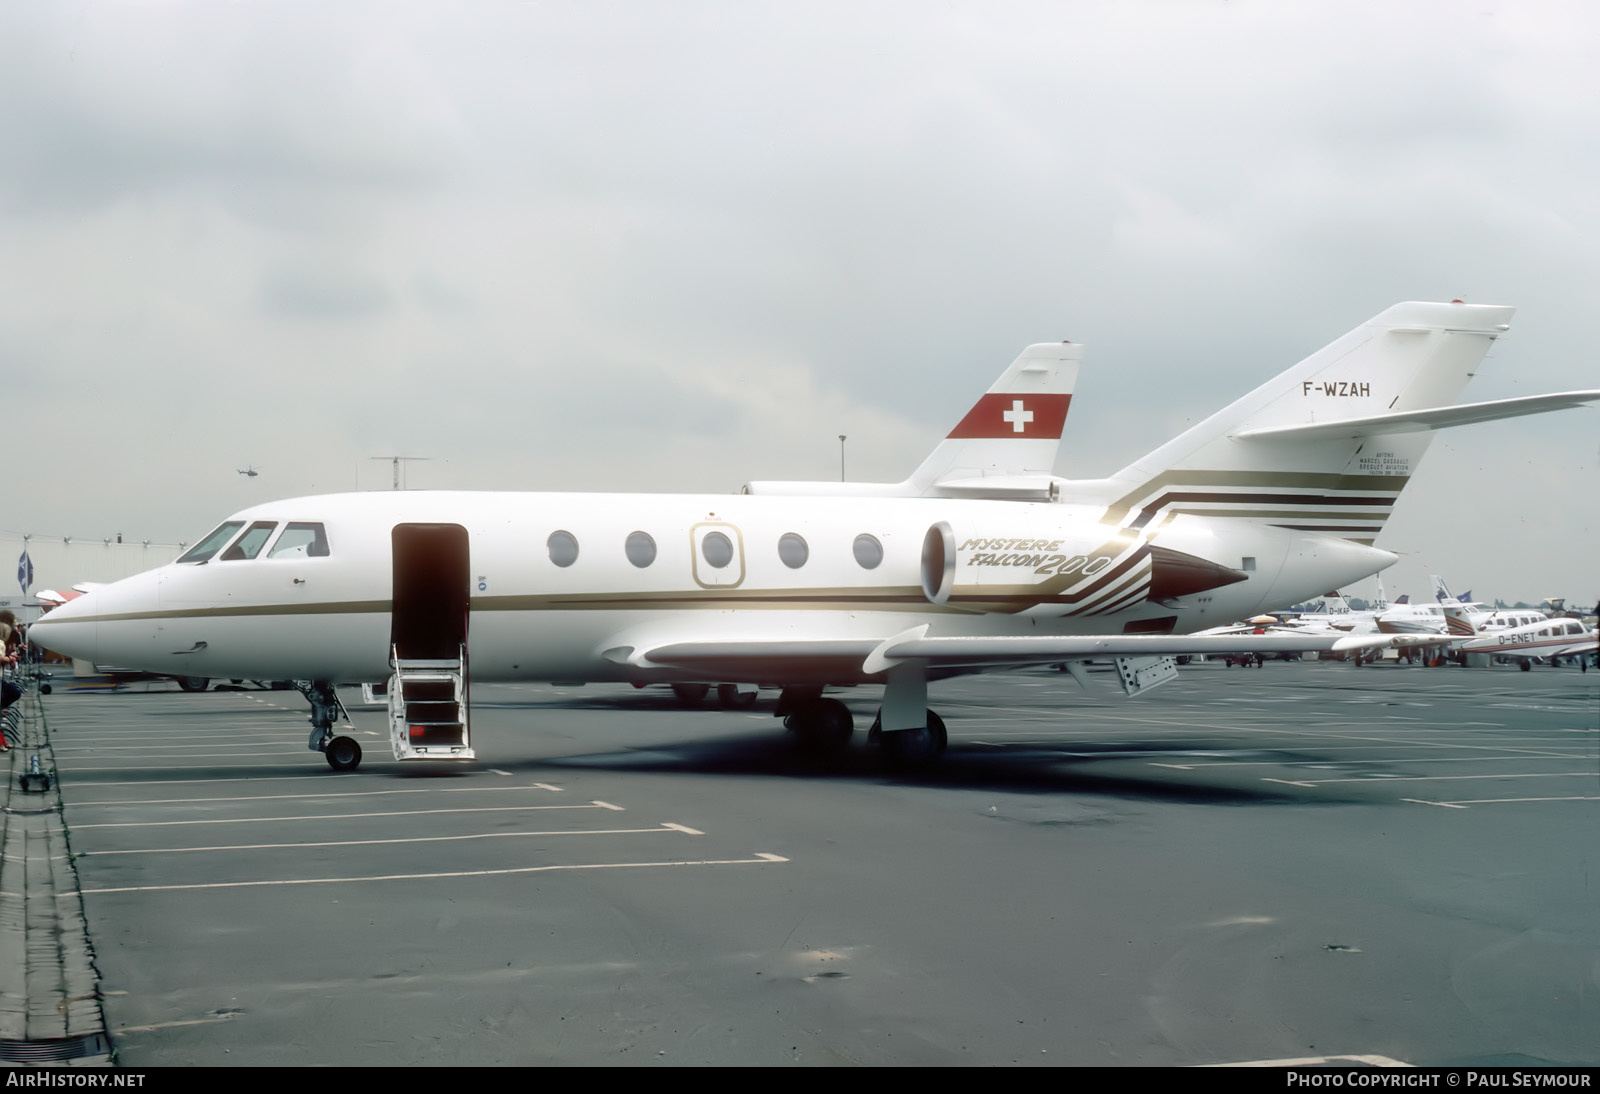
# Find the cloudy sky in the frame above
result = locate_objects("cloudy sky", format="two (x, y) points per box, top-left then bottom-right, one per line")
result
(3, 0), (1595, 605)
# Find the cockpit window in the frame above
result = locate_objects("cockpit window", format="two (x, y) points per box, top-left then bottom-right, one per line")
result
(219, 521), (278, 561)
(177, 522), (245, 564)
(268, 522), (331, 558)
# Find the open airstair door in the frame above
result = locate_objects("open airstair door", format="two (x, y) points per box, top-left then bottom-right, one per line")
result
(389, 523), (475, 762)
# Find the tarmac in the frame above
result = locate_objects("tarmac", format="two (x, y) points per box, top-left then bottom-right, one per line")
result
(3, 656), (1597, 1066)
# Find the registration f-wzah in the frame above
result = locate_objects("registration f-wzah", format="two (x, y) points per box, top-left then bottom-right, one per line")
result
(32, 301), (1600, 770)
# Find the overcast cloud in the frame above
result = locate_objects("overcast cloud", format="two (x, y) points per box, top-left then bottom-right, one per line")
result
(2, 0), (1595, 604)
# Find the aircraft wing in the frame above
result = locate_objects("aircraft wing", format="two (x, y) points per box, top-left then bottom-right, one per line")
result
(627, 627), (1391, 678)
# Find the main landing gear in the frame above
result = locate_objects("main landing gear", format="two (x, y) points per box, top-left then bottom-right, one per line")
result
(775, 680), (949, 768)
(671, 682), (760, 709)
(297, 680), (363, 771)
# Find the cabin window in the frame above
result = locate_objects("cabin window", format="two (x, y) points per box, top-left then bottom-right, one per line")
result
(852, 534), (883, 570)
(626, 531), (657, 568)
(701, 531), (733, 569)
(268, 522), (330, 558)
(778, 532), (809, 569)
(547, 530), (579, 568)
(220, 521), (278, 561)
(177, 522), (244, 564)
(1241, 557), (1257, 572)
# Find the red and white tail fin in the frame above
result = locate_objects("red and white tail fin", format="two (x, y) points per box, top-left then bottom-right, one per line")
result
(744, 341), (1081, 499)
(902, 342), (1080, 497)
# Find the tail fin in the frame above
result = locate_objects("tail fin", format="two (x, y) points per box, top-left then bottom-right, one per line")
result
(902, 341), (1081, 497)
(745, 341), (1081, 499)
(1433, 575), (1482, 635)
(1432, 575), (1456, 604)
(1089, 301), (1516, 544)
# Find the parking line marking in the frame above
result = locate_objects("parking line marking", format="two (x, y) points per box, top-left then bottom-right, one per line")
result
(81, 853), (790, 893)
(1279, 772), (1593, 786)
(74, 804), (613, 829)
(78, 826), (696, 856)
(70, 785), (564, 808)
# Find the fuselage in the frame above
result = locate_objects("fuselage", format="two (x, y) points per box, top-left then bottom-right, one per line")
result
(31, 490), (1395, 684)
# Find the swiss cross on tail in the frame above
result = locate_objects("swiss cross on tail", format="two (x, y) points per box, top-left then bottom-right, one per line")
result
(946, 393), (1072, 439)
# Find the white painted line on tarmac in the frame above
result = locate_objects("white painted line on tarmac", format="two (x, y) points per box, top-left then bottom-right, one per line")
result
(1402, 799), (1469, 809)
(81, 853), (791, 893)
(1427, 795), (1600, 806)
(64, 774), (364, 789)
(592, 800), (624, 811)
(70, 784), (565, 808)
(115, 1015), (242, 1033)
(74, 803), (614, 829)
(1280, 772), (1593, 786)
(662, 823), (704, 835)
(78, 825), (698, 856)
(1151, 754), (1593, 771)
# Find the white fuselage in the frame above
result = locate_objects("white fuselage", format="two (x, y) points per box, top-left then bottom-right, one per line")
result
(30, 490), (1393, 685)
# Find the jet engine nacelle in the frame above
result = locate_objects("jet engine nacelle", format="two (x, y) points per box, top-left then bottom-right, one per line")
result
(922, 517), (1251, 616)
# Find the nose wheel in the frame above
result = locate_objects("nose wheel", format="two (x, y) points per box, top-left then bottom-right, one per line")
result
(324, 736), (363, 771)
(296, 680), (362, 771)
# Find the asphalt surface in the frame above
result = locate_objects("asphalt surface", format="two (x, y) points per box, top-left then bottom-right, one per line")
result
(36, 658), (1600, 1066)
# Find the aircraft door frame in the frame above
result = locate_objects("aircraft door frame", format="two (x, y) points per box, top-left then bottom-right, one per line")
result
(391, 523), (471, 660)
(689, 521), (745, 589)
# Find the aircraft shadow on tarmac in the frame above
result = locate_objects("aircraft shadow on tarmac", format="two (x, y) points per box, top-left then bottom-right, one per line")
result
(500, 732), (1329, 805)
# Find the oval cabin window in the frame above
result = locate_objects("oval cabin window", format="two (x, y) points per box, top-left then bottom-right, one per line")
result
(853, 534), (883, 570)
(626, 531), (657, 568)
(701, 531), (733, 569)
(548, 530), (579, 568)
(778, 532), (809, 569)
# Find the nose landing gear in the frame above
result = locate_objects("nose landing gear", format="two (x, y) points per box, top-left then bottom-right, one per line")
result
(296, 680), (363, 771)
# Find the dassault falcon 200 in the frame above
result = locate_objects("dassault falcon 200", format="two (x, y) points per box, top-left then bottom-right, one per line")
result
(32, 301), (1600, 771)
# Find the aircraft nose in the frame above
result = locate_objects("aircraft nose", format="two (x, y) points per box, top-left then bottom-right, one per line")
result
(28, 595), (98, 663)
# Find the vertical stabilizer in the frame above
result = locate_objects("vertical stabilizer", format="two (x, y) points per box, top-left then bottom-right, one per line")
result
(1094, 302), (1514, 543)
(906, 342), (1082, 495)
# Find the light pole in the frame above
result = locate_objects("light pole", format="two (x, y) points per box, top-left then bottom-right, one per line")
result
(839, 435), (846, 481)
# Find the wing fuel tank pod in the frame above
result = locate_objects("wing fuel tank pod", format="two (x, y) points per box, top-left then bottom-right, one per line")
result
(1146, 545), (1249, 605)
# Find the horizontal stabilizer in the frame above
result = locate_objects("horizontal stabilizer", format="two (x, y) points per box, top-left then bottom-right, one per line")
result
(1234, 390), (1600, 441)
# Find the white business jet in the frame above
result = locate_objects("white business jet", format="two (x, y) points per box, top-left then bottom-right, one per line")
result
(30, 301), (1600, 771)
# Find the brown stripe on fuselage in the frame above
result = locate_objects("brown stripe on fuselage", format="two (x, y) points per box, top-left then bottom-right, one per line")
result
(1102, 470), (1410, 527)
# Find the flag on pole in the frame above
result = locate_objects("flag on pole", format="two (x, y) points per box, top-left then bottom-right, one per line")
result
(17, 548), (32, 595)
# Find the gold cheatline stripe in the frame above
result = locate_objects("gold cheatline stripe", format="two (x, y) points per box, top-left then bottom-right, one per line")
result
(1104, 469), (1411, 524)
(1158, 508), (1394, 521)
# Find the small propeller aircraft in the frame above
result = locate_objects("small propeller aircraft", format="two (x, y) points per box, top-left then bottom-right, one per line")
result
(32, 301), (1600, 771)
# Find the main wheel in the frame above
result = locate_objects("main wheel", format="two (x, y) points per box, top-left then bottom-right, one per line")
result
(176, 676), (209, 692)
(717, 683), (758, 709)
(878, 710), (948, 768)
(325, 736), (363, 771)
(785, 697), (853, 757)
(671, 683), (710, 707)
